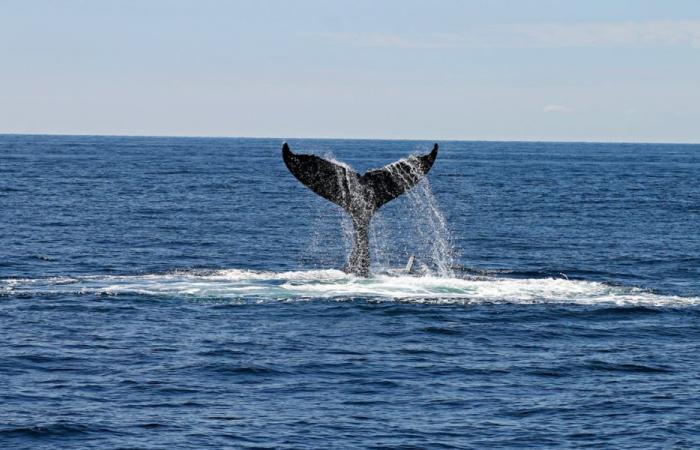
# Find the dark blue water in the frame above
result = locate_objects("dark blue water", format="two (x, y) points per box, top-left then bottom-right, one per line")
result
(2, 135), (699, 449)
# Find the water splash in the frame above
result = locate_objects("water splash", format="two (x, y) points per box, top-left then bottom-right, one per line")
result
(368, 152), (456, 276)
(389, 175), (455, 277)
(3, 269), (698, 306)
(299, 148), (455, 275)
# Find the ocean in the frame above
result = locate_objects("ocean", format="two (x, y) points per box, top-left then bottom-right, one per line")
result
(1, 134), (699, 449)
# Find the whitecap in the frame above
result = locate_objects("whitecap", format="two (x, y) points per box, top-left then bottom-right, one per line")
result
(2, 269), (698, 307)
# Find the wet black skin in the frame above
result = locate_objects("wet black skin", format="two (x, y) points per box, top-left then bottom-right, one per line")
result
(282, 143), (438, 277)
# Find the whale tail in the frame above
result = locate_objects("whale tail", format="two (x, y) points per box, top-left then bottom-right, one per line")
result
(282, 143), (439, 276)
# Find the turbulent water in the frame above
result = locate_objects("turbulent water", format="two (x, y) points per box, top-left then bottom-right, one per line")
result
(1, 135), (700, 449)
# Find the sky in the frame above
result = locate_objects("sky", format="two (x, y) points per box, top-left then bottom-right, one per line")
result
(1, 0), (700, 142)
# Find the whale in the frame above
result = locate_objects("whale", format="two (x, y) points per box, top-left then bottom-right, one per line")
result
(282, 142), (439, 276)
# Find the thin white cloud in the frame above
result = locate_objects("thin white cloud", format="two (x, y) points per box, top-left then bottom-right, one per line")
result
(502, 20), (700, 48)
(308, 32), (454, 49)
(310, 20), (700, 49)
(543, 104), (574, 113)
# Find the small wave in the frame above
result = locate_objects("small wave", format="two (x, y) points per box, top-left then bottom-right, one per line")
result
(584, 360), (673, 374)
(34, 255), (58, 261)
(0, 186), (24, 192)
(0, 422), (105, 438)
(420, 326), (464, 335)
(1, 268), (698, 306)
(198, 362), (285, 376)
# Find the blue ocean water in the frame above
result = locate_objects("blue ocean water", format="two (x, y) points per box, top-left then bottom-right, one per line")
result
(1, 134), (699, 449)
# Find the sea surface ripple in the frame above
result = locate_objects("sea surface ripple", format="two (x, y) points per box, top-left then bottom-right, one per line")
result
(1, 135), (700, 449)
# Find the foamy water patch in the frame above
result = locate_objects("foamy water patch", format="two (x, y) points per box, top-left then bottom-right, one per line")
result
(2, 269), (698, 306)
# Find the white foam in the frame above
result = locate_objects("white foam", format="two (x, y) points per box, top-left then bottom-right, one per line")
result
(2, 269), (698, 306)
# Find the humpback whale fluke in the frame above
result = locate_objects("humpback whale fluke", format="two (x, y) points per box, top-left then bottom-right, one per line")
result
(282, 142), (439, 276)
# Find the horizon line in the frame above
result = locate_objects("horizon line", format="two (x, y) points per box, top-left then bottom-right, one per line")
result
(1, 132), (698, 146)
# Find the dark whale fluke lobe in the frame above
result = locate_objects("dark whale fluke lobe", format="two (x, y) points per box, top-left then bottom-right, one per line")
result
(282, 142), (439, 276)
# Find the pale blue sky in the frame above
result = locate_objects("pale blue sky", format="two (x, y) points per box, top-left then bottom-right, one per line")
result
(2, 0), (700, 142)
